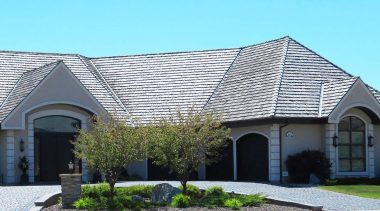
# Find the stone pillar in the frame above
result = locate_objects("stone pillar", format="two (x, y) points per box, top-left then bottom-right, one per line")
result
(325, 124), (337, 179)
(270, 124), (280, 182)
(27, 121), (35, 183)
(6, 130), (15, 184)
(368, 124), (375, 178)
(60, 174), (82, 209)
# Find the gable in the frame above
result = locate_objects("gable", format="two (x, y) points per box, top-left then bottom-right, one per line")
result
(328, 79), (380, 123)
(1, 63), (106, 129)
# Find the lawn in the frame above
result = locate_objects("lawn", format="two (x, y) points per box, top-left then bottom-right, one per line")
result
(319, 185), (380, 200)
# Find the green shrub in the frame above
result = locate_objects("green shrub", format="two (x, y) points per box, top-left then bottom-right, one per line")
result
(204, 186), (228, 198)
(171, 194), (191, 208)
(179, 184), (202, 198)
(286, 150), (331, 183)
(236, 194), (265, 207)
(224, 198), (242, 210)
(82, 182), (110, 198)
(73, 197), (97, 210)
(325, 179), (338, 186)
(117, 185), (154, 198)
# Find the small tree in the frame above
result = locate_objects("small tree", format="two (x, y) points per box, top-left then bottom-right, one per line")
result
(74, 115), (148, 197)
(147, 108), (231, 194)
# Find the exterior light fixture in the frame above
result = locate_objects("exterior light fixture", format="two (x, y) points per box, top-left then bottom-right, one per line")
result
(333, 135), (338, 147)
(368, 135), (374, 147)
(68, 161), (74, 174)
(19, 139), (24, 152)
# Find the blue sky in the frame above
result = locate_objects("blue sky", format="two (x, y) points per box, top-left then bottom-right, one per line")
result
(0, 1), (379, 88)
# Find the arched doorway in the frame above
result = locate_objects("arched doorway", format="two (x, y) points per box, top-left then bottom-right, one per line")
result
(34, 115), (81, 182)
(237, 133), (269, 182)
(206, 139), (233, 180)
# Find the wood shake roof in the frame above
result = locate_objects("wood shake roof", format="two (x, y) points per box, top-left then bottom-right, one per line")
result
(0, 36), (378, 124)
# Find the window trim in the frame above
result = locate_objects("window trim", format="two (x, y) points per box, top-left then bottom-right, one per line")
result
(336, 114), (369, 176)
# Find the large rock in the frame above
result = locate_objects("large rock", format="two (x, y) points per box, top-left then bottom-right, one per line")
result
(151, 183), (181, 203)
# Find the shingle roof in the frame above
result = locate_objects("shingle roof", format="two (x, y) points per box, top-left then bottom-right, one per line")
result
(320, 77), (358, 117)
(0, 36), (378, 124)
(0, 51), (129, 123)
(0, 61), (61, 121)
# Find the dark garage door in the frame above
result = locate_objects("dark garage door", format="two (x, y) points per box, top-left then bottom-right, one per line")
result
(206, 139), (233, 181)
(237, 133), (269, 182)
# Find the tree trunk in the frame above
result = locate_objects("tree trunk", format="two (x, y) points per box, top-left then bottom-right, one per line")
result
(181, 180), (188, 195)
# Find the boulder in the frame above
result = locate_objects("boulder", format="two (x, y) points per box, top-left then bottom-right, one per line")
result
(309, 173), (321, 185)
(151, 183), (181, 203)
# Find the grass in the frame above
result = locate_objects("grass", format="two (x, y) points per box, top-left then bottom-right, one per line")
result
(319, 185), (380, 199)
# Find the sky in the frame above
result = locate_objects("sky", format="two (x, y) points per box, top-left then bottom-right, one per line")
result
(0, 1), (379, 88)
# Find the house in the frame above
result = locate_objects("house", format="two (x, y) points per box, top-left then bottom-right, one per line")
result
(0, 36), (379, 184)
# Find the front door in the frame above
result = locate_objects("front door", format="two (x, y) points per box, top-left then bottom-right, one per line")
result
(34, 116), (81, 182)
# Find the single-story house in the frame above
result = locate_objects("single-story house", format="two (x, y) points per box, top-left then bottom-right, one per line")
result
(0, 36), (379, 184)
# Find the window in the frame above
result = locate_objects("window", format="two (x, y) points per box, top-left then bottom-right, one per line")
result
(338, 116), (366, 172)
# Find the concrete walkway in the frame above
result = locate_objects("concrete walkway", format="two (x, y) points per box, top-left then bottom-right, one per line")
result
(2, 181), (380, 211)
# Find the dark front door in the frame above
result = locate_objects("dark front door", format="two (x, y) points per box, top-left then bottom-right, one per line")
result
(39, 132), (77, 181)
(206, 139), (233, 181)
(34, 115), (81, 182)
(237, 133), (269, 182)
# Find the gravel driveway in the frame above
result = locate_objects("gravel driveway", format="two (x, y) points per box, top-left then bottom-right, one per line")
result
(2, 181), (380, 211)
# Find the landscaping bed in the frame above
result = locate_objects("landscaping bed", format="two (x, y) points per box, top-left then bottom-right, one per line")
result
(42, 183), (312, 210)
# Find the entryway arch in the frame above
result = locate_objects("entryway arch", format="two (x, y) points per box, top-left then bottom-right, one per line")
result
(236, 133), (269, 182)
(28, 108), (90, 183)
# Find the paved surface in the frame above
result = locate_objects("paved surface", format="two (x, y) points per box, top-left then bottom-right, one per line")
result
(0, 184), (60, 211)
(2, 181), (380, 211)
(117, 181), (380, 211)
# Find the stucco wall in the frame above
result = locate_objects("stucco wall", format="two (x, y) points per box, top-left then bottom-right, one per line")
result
(3, 64), (104, 129)
(230, 125), (271, 140)
(281, 124), (323, 179)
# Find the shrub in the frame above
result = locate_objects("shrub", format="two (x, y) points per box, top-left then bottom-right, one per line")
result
(204, 186), (228, 198)
(336, 177), (380, 185)
(117, 185), (154, 198)
(82, 182), (110, 198)
(179, 184), (202, 198)
(324, 179), (338, 186)
(236, 194), (265, 207)
(286, 150), (331, 183)
(73, 197), (97, 210)
(171, 194), (191, 208)
(224, 198), (242, 210)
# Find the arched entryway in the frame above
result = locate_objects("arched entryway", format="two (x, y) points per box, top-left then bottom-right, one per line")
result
(237, 133), (269, 182)
(206, 139), (233, 181)
(34, 115), (81, 182)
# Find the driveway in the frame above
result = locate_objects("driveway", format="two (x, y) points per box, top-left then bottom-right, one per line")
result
(0, 185), (60, 211)
(2, 181), (380, 211)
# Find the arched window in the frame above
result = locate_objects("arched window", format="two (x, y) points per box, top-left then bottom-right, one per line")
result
(338, 116), (366, 172)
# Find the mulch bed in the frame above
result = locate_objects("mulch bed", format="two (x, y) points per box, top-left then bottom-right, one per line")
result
(43, 203), (311, 211)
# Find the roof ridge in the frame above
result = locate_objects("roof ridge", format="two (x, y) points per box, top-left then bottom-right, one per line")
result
(90, 36), (289, 60)
(318, 82), (324, 117)
(0, 61), (62, 111)
(201, 48), (243, 112)
(322, 76), (358, 85)
(272, 36), (290, 117)
(78, 55), (133, 121)
(0, 50), (80, 57)
(288, 37), (355, 78)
